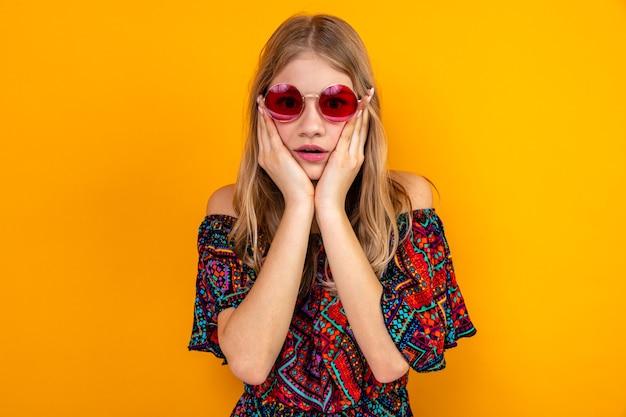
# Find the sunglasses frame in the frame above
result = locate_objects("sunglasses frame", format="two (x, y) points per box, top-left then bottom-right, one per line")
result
(263, 83), (361, 123)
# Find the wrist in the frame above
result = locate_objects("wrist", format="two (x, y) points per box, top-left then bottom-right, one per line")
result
(315, 204), (349, 228)
(314, 194), (345, 213)
(284, 197), (315, 219)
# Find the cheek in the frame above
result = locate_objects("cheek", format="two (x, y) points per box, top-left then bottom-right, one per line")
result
(274, 124), (293, 145)
(328, 124), (346, 148)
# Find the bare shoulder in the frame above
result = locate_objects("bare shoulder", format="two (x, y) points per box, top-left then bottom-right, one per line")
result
(390, 170), (434, 210)
(206, 184), (237, 217)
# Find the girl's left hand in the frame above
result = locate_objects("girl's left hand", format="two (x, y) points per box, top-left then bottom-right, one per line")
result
(314, 89), (373, 213)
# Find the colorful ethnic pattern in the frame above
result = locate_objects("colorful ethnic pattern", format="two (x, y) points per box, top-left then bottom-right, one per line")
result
(189, 209), (476, 416)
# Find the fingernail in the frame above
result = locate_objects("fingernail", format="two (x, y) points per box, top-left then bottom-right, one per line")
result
(258, 105), (264, 115)
(256, 96), (261, 104)
(356, 109), (363, 118)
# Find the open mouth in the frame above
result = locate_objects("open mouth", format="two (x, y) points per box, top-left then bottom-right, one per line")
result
(295, 145), (326, 153)
(295, 146), (328, 162)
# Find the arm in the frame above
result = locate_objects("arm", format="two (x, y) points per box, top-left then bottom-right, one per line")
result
(315, 100), (432, 383)
(317, 173), (434, 383)
(217, 202), (312, 385)
(316, 210), (410, 383)
(215, 103), (315, 385)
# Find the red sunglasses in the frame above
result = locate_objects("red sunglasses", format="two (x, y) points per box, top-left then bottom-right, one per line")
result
(263, 84), (360, 123)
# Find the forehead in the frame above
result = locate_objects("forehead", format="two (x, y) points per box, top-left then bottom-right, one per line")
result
(271, 52), (353, 91)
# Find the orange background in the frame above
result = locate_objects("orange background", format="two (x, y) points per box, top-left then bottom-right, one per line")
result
(1, 1), (625, 416)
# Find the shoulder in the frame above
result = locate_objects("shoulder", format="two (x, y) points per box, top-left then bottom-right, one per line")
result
(389, 170), (434, 210)
(206, 184), (237, 217)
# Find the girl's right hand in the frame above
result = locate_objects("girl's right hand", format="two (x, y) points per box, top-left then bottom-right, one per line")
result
(256, 96), (315, 207)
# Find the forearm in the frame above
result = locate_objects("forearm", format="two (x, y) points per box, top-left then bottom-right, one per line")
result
(219, 202), (314, 384)
(317, 210), (409, 383)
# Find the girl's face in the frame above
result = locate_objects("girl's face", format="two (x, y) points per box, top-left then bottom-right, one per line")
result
(267, 52), (354, 181)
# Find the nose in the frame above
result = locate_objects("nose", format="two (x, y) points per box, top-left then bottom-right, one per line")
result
(297, 96), (326, 138)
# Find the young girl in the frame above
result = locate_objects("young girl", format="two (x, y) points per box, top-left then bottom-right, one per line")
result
(189, 14), (476, 416)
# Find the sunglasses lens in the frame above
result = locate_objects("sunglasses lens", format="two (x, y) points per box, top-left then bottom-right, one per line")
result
(319, 85), (359, 122)
(264, 84), (303, 121)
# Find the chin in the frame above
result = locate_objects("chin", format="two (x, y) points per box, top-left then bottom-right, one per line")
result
(301, 166), (325, 182)
(305, 171), (323, 181)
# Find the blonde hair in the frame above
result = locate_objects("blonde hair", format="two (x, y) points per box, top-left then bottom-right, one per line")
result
(232, 14), (411, 294)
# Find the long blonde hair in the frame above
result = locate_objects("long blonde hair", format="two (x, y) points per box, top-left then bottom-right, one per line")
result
(232, 14), (411, 294)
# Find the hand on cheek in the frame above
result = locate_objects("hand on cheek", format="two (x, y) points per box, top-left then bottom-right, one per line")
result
(315, 89), (373, 213)
(256, 96), (315, 206)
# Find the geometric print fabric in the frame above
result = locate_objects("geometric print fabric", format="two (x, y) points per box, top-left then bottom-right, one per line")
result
(189, 209), (476, 416)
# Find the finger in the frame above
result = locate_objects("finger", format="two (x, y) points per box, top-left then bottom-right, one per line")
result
(349, 107), (369, 156)
(360, 107), (370, 145)
(348, 89), (373, 155)
(256, 97), (267, 153)
(258, 97), (285, 150)
(347, 107), (364, 154)
(334, 109), (359, 154)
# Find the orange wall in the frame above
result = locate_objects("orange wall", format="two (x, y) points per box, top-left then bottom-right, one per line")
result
(1, 1), (625, 416)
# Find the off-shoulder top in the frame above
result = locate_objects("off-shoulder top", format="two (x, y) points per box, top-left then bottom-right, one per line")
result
(189, 209), (476, 416)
